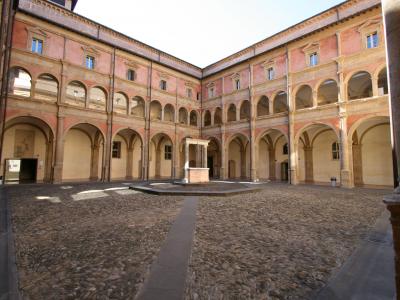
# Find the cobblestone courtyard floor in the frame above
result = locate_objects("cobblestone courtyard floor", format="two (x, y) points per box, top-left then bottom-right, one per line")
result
(6, 182), (388, 299)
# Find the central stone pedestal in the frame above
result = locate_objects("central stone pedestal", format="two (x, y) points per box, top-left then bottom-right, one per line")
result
(187, 168), (209, 184)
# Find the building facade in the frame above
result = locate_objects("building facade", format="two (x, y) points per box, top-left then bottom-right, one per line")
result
(0, 0), (393, 188)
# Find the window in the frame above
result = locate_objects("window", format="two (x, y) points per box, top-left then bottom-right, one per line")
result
(31, 38), (43, 54)
(332, 142), (340, 160)
(267, 67), (274, 81)
(164, 145), (172, 160)
(127, 69), (135, 81)
(160, 80), (167, 90)
(187, 88), (192, 98)
(50, 0), (66, 6)
(283, 143), (288, 155)
(209, 87), (215, 98)
(197, 92), (200, 100)
(309, 52), (318, 66)
(366, 32), (378, 49)
(235, 79), (240, 90)
(112, 141), (121, 159)
(86, 56), (95, 69)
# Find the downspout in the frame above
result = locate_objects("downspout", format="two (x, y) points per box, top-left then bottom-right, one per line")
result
(146, 61), (153, 180)
(107, 47), (116, 181)
(286, 45), (292, 184)
(0, 0), (17, 176)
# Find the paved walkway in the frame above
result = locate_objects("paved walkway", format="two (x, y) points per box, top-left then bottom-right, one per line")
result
(136, 197), (198, 300)
(314, 210), (395, 300)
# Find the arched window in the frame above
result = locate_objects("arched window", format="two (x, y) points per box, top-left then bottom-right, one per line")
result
(214, 107), (222, 125)
(8, 67), (31, 97)
(332, 142), (340, 160)
(295, 85), (313, 109)
(283, 143), (288, 155)
(150, 101), (162, 120)
(240, 100), (250, 120)
(131, 96), (145, 117)
(257, 96), (269, 117)
(378, 68), (388, 96)
(318, 79), (338, 105)
(348, 71), (372, 100)
(204, 110), (211, 126)
(114, 92), (128, 114)
(66, 81), (86, 107)
(227, 104), (236, 122)
(89, 87), (107, 110)
(35, 74), (58, 101)
(164, 104), (175, 122)
(179, 107), (188, 124)
(273, 92), (288, 113)
(190, 111), (198, 126)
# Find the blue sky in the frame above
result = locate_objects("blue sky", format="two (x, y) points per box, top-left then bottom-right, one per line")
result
(75, 0), (344, 68)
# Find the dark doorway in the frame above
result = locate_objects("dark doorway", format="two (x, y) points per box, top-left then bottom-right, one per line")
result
(281, 161), (289, 181)
(4, 159), (37, 183)
(207, 156), (214, 178)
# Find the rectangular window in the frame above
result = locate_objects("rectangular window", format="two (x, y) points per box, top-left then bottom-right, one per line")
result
(309, 52), (318, 67)
(160, 80), (167, 90)
(267, 67), (274, 80)
(235, 79), (240, 90)
(209, 87), (214, 98)
(332, 142), (340, 160)
(86, 56), (95, 69)
(164, 145), (172, 160)
(187, 88), (192, 98)
(366, 32), (378, 49)
(31, 38), (43, 54)
(112, 141), (121, 159)
(127, 69), (135, 81)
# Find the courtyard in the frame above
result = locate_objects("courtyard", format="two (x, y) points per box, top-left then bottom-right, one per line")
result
(4, 182), (390, 299)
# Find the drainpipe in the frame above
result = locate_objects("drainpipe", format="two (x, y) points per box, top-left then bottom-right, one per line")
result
(285, 45), (292, 185)
(107, 47), (116, 182)
(146, 61), (153, 181)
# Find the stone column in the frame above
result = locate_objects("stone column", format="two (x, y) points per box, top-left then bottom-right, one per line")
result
(304, 146), (313, 183)
(155, 146), (161, 178)
(312, 90), (318, 107)
(339, 115), (353, 187)
(372, 75), (379, 97)
(221, 135), (227, 179)
(382, 1), (400, 297)
(90, 144), (100, 181)
(203, 144), (208, 168)
(53, 115), (65, 183)
(126, 145), (133, 180)
(352, 143), (363, 186)
(240, 147), (246, 179)
(184, 142), (189, 183)
(268, 146), (276, 180)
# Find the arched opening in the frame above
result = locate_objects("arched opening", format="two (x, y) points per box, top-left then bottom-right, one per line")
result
(348, 71), (372, 100)
(208, 138), (221, 179)
(214, 107), (222, 125)
(63, 123), (104, 182)
(297, 124), (340, 185)
(228, 134), (249, 179)
(317, 79), (338, 105)
(150, 100), (162, 120)
(257, 129), (288, 181)
(89, 87), (107, 111)
(178, 107), (188, 124)
(149, 133), (173, 179)
(295, 85), (313, 109)
(378, 68), (388, 96)
(273, 92), (288, 113)
(66, 81), (86, 108)
(204, 110), (211, 126)
(351, 117), (393, 187)
(257, 96), (269, 117)
(113, 92), (128, 114)
(111, 129), (142, 180)
(8, 67), (31, 97)
(2, 116), (54, 183)
(164, 104), (175, 122)
(131, 96), (145, 118)
(35, 74), (58, 102)
(240, 100), (250, 120)
(189, 111), (198, 126)
(227, 104), (236, 122)
(179, 137), (197, 178)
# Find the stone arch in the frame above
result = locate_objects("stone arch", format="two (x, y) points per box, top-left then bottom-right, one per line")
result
(347, 71), (373, 100)
(227, 103), (237, 122)
(377, 67), (388, 96)
(88, 86), (107, 111)
(273, 91), (288, 113)
(131, 96), (145, 117)
(164, 104), (175, 122)
(111, 128), (143, 180)
(8, 66), (32, 97)
(295, 85), (313, 109)
(66, 80), (87, 108)
(35, 73), (59, 102)
(227, 133), (250, 179)
(240, 100), (250, 120)
(178, 107), (189, 124)
(149, 132), (174, 179)
(150, 100), (162, 120)
(2, 116), (55, 183)
(113, 92), (128, 114)
(208, 137), (222, 179)
(204, 110), (212, 126)
(189, 110), (198, 126)
(63, 123), (105, 182)
(317, 79), (338, 105)
(214, 107), (222, 125)
(257, 96), (269, 117)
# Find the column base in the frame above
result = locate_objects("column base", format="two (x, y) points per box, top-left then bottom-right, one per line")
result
(340, 169), (354, 188)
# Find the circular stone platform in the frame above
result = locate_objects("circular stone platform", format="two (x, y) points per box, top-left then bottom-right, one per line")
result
(129, 181), (263, 196)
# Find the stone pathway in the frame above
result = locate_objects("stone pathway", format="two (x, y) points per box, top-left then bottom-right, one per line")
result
(136, 197), (198, 300)
(314, 210), (395, 300)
